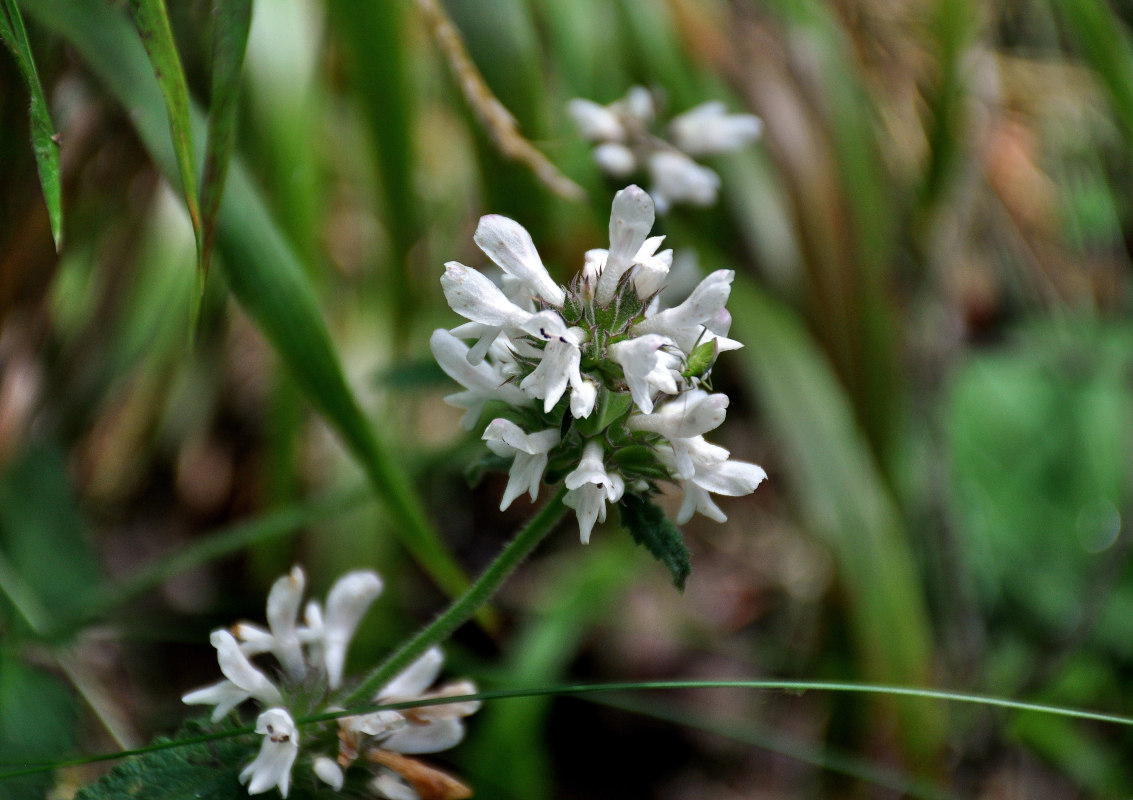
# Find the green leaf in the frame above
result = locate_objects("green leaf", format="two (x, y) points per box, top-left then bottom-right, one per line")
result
(74, 725), (256, 800)
(618, 493), (691, 590)
(0, 442), (101, 638)
(0, 0), (62, 250)
(0, 652), (77, 800)
(127, 0), (203, 284)
(200, 0), (252, 273)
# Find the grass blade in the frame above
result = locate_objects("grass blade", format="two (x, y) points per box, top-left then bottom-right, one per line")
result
(0, 0), (62, 250)
(200, 0), (252, 272)
(727, 275), (944, 763)
(1057, 0), (1133, 140)
(127, 0), (203, 283)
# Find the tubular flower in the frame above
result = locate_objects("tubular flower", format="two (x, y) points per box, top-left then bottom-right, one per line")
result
(433, 185), (765, 549)
(182, 567), (478, 798)
(567, 88), (762, 213)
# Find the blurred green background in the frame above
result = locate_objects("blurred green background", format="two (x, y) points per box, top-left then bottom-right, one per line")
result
(3, 0), (1133, 797)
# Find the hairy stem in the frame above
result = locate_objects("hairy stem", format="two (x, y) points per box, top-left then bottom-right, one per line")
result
(346, 486), (569, 704)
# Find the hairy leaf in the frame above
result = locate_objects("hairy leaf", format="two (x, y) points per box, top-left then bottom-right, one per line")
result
(619, 494), (690, 590)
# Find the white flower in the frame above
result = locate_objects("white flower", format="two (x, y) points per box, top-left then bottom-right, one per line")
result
(344, 647), (480, 757)
(677, 458), (767, 524)
(240, 708), (299, 797)
(434, 184), (766, 560)
(181, 678), (250, 723)
(627, 389), (729, 442)
(429, 329), (528, 430)
(322, 571), (384, 690)
(647, 150), (721, 214)
(658, 436), (767, 522)
(669, 101), (763, 156)
(633, 269), (741, 353)
(564, 441), (626, 543)
(210, 629), (283, 707)
(518, 312), (584, 412)
(569, 88), (759, 213)
(593, 142), (637, 176)
(566, 98), (626, 142)
(482, 419), (560, 509)
(596, 186), (655, 305)
(608, 333), (678, 414)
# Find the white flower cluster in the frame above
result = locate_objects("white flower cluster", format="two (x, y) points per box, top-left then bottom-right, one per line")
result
(183, 567), (479, 799)
(568, 87), (762, 213)
(432, 185), (766, 544)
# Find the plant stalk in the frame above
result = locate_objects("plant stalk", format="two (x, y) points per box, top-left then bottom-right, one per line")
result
(346, 487), (568, 704)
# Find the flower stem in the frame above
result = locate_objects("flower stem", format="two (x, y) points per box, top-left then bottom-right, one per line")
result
(345, 486), (569, 705)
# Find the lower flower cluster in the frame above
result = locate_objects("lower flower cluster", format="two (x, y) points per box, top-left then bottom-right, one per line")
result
(431, 185), (766, 546)
(182, 567), (479, 799)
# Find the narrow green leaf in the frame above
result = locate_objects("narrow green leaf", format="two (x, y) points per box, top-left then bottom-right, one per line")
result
(1057, 0), (1133, 140)
(0, 0), (62, 250)
(127, 0), (202, 279)
(618, 493), (691, 590)
(728, 275), (944, 762)
(200, 0), (252, 272)
(27, 0), (477, 617)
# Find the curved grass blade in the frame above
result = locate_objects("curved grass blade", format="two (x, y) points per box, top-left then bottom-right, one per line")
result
(27, 0), (479, 620)
(0, 0), (62, 250)
(6, 679), (1132, 783)
(127, 0), (202, 284)
(593, 695), (959, 800)
(200, 0), (252, 272)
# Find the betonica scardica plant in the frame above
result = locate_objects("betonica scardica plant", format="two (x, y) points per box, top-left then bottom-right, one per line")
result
(432, 185), (765, 587)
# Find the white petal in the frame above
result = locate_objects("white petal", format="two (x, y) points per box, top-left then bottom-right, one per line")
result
(430, 329), (528, 429)
(566, 98), (626, 141)
(632, 270), (735, 352)
(211, 630), (282, 707)
(596, 186), (655, 306)
(669, 101), (762, 156)
(181, 679), (250, 722)
(622, 86), (655, 124)
(593, 143), (637, 176)
(482, 418), (558, 455)
(323, 571), (383, 690)
(372, 772), (419, 800)
(408, 680), (482, 721)
(694, 459), (767, 496)
(440, 262), (533, 330)
(609, 334), (673, 413)
(381, 718), (465, 755)
(265, 566), (306, 678)
(677, 482), (727, 524)
(351, 709), (406, 736)
(627, 390), (728, 439)
(313, 756), (345, 791)
(474, 215), (565, 306)
(570, 375), (598, 419)
(647, 151), (720, 211)
(380, 647), (444, 700)
(519, 337), (582, 413)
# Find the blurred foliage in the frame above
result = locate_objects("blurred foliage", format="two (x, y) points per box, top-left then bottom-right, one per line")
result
(2, 0), (1133, 797)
